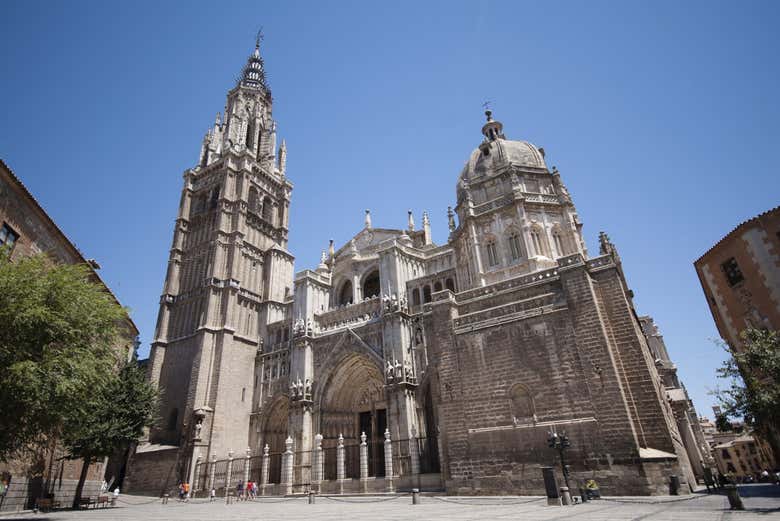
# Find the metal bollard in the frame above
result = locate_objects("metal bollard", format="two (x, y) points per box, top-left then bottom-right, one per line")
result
(724, 484), (745, 510)
(308, 491), (315, 504)
(226, 492), (233, 505)
(560, 486), (572, 505)
(162, 494), (169, 504)
(669, 475), (680, 495)
(412, 488), (420, 504)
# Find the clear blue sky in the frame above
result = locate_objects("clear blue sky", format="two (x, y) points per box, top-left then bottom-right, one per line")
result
(2, 1), (778, 420)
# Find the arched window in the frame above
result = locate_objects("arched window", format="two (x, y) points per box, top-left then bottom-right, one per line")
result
(246, 119), (255, 149)
(445, 278), (455, 292)
(338, 280), (353, 306)
(262, 196), (273, 222)
(423, 285), (432, 303)
(486, 239), (499, 267)
(209, 188), (220, 209)
(433, 281), (442, 292)
(552, 229), (566, 258)
(412, 288), (421, 306)
(507, 232), (524, 261)
(530, 227), (545, 257)
(167, 408), (179, 431)
(248, 187), (259, 214)
(508, 384), (536, 424)
(362, 270), (380, 299)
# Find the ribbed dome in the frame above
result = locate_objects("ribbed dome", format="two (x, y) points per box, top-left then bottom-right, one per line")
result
(460, 139), (547, 181)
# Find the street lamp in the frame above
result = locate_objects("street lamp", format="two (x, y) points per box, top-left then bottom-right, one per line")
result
(547, 430), (571, 491)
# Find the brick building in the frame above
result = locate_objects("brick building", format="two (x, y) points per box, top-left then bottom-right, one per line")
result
(0, 159), (138, 512)
(129, 41), (702, 496)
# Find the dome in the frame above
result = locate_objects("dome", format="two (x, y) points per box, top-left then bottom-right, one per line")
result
(459, 138), (547, 181)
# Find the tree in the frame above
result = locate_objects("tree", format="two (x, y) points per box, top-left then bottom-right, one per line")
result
(715, 413), (733, 433)
(63, 361), (156, 508)
(714, 328), (780, 458)
(0, 251), (125, 459)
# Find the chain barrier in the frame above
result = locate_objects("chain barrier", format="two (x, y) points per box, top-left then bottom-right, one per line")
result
(428, 496), (546, 506)
(600, 493), (710, 505)
(321, 494), (408, 503)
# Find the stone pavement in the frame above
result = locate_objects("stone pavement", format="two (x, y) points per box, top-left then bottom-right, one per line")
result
(2, 484), (778, 521)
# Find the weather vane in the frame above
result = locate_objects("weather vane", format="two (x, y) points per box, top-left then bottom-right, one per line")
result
(482, 100), (492, 111)
(255, 27), (264, 48)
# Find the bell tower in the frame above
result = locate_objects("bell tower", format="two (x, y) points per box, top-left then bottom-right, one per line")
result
(146, 37), (294, 470)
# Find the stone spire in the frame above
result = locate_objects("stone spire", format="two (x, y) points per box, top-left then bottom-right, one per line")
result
(365, 209), (372, 229)
(422, 211), (431, 245)
(278, 139), (287, 176)
(447, 206), (456, 233)
(407, 210), (415, 232)
(238, 33), (269, 91)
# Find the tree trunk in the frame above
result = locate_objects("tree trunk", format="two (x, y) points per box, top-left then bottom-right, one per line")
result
(72, 455), (91, 509)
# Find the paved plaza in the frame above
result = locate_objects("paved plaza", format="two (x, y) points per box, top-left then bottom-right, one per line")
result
(1, 485), (778, 521)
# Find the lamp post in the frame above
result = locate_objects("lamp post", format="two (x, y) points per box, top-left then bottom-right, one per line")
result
(547, 430), (571, 491)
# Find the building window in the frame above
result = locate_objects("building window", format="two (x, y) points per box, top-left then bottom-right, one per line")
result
(445, 278), (455, 292)
(552, 230), (566, 257)
(507, 233), (523, 261)
(721, 257), (744, 286)
(722, 449), (731, 459)
(530, 228), (544, 257)
(433, 281), (442, 292)
(412, 288), (421, 306)
(0, 223), (19, 250)
(423, 285), (432, 303)
(486, 241), (499, 267)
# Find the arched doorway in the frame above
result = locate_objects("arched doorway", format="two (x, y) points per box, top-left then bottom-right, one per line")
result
(362, 270), (380, 299)
(260, 397), (289, 483)
(319, 354), (386, 478)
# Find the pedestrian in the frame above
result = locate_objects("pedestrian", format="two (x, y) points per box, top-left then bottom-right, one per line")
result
(183, 482), (190, 501)
(210, 487), (216, 502)
(178, 482), (185, 501)
(236, 480), (243, 500)
(112, 487), (120, 507)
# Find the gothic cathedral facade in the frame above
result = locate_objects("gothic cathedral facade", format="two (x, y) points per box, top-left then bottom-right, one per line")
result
(127, 42), (705, 496)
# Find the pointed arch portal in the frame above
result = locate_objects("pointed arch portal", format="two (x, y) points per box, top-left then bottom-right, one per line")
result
(319, 353), (386, 478)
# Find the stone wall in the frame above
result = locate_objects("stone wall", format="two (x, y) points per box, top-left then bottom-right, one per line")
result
(429, 257), (689, 495)
(123, 447), (179, 495)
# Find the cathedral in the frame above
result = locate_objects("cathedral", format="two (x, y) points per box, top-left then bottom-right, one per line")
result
(127, 40), (709, 496)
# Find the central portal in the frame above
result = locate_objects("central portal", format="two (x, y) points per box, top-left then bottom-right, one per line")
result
(319, 353), (386, 479)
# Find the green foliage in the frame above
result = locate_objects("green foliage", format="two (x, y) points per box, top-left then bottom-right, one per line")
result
(0, 251), (126, 459)
(715, 414), (733, 433)
(715, 328), (780, 435)
(63, 361), (157, 459)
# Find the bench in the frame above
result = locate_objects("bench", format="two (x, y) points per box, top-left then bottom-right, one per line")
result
(35, 497), (61, 512)
(97, 495), (110, 508)
(79, 496), (96, 508)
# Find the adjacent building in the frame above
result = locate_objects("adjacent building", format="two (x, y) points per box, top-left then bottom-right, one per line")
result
(0, 160), (139, 512)
(129, 41), (703, 496)
(712, 435), (774, 480)
(694, 207), (780, 463)
(694, 206), (780, 350)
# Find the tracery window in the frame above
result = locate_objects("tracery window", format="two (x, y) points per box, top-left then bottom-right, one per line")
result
(530, 228), (545, 257)
(552, 230), (566, 258)
(248, 187), (259, 214)
(507, 232), (523, 261)
(486, 240), (499, 267)
(262, 196), (273, 222)
(423, 285), (432, 303)
(412, 288), (421, 306)
(433, 281), (443, 292)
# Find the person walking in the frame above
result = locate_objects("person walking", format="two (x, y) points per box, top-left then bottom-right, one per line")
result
(209, 487), (216, 502)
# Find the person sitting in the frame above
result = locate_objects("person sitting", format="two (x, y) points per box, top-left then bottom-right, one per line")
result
(585, 479), (601, 499)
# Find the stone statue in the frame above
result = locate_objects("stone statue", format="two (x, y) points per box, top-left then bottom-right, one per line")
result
(304, 378), (312, 399)
(386, 360), (394, 381)
(394, 359), (402, 379)
(194, 419), (203, 440)
(290, 381), (298, 398)
(404, 359), (413, 382)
